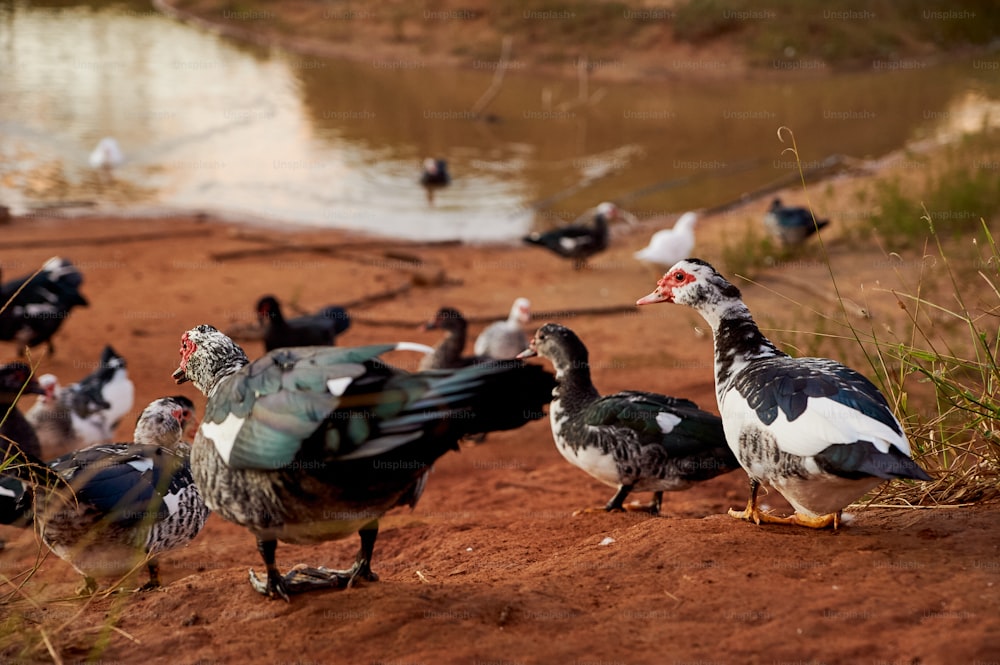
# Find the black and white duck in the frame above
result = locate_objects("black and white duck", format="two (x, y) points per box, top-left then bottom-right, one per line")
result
(522, 202), (623, 270)
(26, 345), (136, 457)
(171, 324), (555, 600)
(31, 396), (208, 593)
(637, 259), (932, 528)
(0, 257), (89, 356)
(0, 362), (46, 529)
(518, 323), (739, 515)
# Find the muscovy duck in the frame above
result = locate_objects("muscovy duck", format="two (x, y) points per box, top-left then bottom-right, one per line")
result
(634, 212), (698, 270)
(419, 307), (488, 371)
(171, 324), (555, 600)
(256, 295), (351, 352)
(0, 257), (89, 356)
(420, 158), (450, 187)
(0, 362), (45, 528)
(636, 259), (932, 528)
(473, 297), (531, 360)
(517, 323), (738, 515)
(89, 137), (125, 169)
(523, 202), (622, 270)
(763, 198), (830, 246)
(26, 345), (135, 457)
(31, 395), (207, 593)
(420, 158), (450, 204)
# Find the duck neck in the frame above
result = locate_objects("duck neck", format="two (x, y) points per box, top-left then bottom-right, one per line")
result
(550, 359), (600, 413)
(705, 300), (784, 398)
(432, 326), (467, 366)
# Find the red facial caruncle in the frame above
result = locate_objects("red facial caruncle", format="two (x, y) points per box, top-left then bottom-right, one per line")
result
(172, 332), (196, 383)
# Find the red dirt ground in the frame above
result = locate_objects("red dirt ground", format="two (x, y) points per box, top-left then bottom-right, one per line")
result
(1, 199), (998, 664)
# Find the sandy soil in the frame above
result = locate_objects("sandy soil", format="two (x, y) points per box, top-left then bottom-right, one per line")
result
(1, 176), (998, 664)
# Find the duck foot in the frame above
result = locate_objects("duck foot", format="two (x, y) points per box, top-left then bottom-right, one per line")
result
(624, 491), (663, 516)
(623, 501), (661, 515)
(572, 506), (623, 516)
(573, 484), (661, 516)
(249, 558), (379, 599)
(728, 479), (841, 529)
(251, 523), (379, 601)
(727, 506), (841, 529)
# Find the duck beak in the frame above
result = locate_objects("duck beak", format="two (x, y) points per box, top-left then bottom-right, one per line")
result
(172, 367), (190, 384)
(636, 289), (670, 305)
(515, 347), (537, 359)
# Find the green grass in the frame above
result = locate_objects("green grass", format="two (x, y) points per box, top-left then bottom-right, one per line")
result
(719, 123), (1000, 506)
(870, 128), (1000, 246)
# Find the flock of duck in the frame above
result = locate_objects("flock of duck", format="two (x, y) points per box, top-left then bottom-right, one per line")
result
(0, 200), (931, 602)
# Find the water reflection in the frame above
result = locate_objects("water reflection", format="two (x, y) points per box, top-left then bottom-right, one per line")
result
(0, 1), (995, 240)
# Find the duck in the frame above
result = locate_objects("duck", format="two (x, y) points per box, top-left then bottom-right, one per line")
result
(522, 202), (622, 270)
(419, 307), (488, 371)
(517, 323), (739, 515)
(633, 212), (698, 270)
(0, 257), (89, 356)
(636, 258), (932, 528)
(420, 158), (450, 204)
(255, 295), (351, 352)
(171, 324), (555, 600)
(88, 137), (124, 169)
(473, 297), (531, 360)
(0, 362), (45, 461)
(26, 345), (136, 457)
(763, 198), (830, 246)
(420, 158), (450, 187)
(31, 395), (208, 593)
(0, 362), (46, 529)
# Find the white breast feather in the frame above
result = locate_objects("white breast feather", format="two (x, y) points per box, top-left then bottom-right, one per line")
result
(200, 412), (247, 465)
(549, 400), (619, 487)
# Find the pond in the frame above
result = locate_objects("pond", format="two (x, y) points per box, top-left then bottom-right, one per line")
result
(1, 0), (997, 240)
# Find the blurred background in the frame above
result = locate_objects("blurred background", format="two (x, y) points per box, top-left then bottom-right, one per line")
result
(1, 0), (998, 240)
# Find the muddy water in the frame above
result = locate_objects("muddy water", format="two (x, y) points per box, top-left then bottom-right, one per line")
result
(1, 1), (996, 240)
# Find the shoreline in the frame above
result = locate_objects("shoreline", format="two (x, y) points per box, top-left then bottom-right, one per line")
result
(152, 0), (992, 85)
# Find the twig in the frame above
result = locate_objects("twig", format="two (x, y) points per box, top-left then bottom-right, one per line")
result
(861, 502), (977, 509)
(352, 303), (637, 328)
(38, 627), (63, 665)
(110, 625), (141, 644)
(209, 239), (461, 262)
(470, 36), (512, 118)
(340, 283), (414, 310)
(0, 231), (182, 251)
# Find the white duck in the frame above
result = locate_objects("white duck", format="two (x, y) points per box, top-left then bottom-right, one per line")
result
(473, 297), (531, 359)
(633, 212), (698, 269)
(636, 258), (932, 529)
(89, 137), (124, 169)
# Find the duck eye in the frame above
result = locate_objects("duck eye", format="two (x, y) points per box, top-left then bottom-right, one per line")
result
(673, 271), (684, 282)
